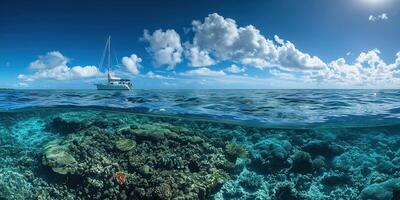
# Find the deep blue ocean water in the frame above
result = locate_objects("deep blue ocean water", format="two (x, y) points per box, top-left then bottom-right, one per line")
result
(0, 90), (399, 199)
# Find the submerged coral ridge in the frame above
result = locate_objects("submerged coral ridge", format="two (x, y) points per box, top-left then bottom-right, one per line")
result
(0, 109), (400, 199)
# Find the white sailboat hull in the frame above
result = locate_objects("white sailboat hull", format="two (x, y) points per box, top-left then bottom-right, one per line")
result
(96, 83), (132, 90)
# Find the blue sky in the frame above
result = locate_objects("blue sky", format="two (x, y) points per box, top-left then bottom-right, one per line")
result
(1, 0), (400, 89)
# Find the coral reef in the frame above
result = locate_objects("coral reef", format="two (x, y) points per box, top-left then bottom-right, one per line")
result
(238, 171), (263, 191)
(291, 151), (314, 174)
(114, 139), (136, 152)
(302, 140), (344, 160)
(0, 109), (400, 200)
(0, 169), (33, 200)
(45, 117), (84, 135)
(225, 143), (248, 162)
(360, 178), (400, 200)
(42, 139), (78, 175)
(38, 112), (233, 199)
(273, 182), (302, 200)
(114, 171), (126, 185)
(249, 138), (292, 173)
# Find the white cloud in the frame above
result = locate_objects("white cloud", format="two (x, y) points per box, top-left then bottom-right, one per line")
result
(396, 52), (400, 66)
(308, 49), (400, 86)
(225, 64), (246, 73)
(142, 29), (183, 69)
(146, 71), (168, 79)
(180, 67), (226, 77)
(275, 38), (327, 70)
(17, 74), (35, 82)
(184, 45), (215, 67)
(70, 66), (101, 78)
(29, 51), (69, 70)
(269, 69), (297, 80)
(122, 54), (141, 75)
(369, 13), (388, 22)
(188, 13), (326, 70)
(18, 51), (101, 82)
(17, 82), (29, 87)
(274, 35), (284, 45)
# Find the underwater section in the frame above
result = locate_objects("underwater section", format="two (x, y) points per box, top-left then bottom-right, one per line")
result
(0, 108), (399, 200)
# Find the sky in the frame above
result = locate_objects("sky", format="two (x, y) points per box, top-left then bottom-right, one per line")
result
(1, 0), (400, 89)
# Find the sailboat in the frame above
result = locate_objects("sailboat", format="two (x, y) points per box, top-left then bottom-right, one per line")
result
(96, 36), (133, 90)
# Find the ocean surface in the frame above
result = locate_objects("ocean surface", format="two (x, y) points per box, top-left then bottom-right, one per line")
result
(0, 89), (399, 199)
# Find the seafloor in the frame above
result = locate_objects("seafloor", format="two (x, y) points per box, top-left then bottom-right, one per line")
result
(0, 108), (399, 200)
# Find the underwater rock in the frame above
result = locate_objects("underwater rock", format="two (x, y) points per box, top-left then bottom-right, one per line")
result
(188, 136), (204, 144)
(360, 178), (400, 200)
(138, 165), (152, 176)
(42, 139), (78, 175)
(376, 157), (399, 175)
(291, 151), (314, 174)
(302, 140), (344, 160)
(321, 173), (352, 187)
(114, 139), (136, 152)
(45, 117), (84, 134)
(129, 124), (170, 142)
(312, 156), (327, 172)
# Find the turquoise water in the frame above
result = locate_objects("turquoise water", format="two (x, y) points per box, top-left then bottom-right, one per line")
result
(0, 90), (399, 199)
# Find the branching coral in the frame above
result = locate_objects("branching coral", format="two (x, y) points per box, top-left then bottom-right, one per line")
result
(159, 154), (185, 170)
(225, 143), (248, 162)
(238, 171), (263, 191)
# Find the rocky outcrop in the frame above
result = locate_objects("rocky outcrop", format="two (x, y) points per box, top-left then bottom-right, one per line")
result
(42, 139), (78, 175)
(114, 139), (136, 152)
(360, 178), (400, 200)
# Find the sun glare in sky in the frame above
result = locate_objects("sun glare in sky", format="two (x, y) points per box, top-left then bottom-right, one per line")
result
(359, 0), (392, 7)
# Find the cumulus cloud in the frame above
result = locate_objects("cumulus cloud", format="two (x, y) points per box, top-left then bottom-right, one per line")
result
(225, 64), (246, 73)
(269, 69), (296, 80)
(18, 51), (101, 82)
(308, 49), (400, 86)
(187, 13), (326, 70)
(142, 29), (183, 69)
(28, 51), (69, 70)
(180, 67), (226, 77)
(122, 54), (141, 75)
(184, 45), (215, 67)
(369, 13), (388, 22)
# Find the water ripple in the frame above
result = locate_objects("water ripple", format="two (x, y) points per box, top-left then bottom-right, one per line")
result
(1, 89), (400, 127)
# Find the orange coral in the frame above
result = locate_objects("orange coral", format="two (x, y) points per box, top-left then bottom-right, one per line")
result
(114, 171), (126, 185)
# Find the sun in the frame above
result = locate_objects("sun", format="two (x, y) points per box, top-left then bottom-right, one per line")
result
(358, 0), (392, 7)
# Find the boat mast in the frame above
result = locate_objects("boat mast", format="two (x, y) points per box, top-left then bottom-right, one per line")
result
(107, 36), (111, 83)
